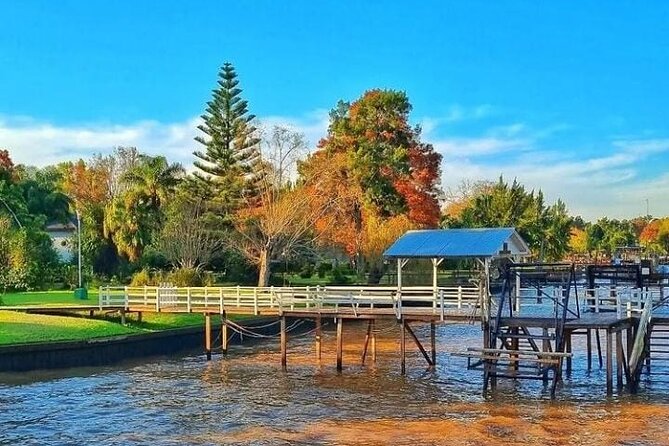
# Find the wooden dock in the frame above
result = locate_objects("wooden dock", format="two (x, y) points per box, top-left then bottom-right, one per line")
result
(4, 282), (668, 399)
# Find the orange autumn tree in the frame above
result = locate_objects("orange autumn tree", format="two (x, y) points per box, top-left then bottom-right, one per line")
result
(300, 89), (442, 278)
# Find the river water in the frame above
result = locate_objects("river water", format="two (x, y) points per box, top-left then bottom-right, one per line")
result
(1, 320), (669, 445)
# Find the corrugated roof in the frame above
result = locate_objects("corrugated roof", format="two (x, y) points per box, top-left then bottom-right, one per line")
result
(383, 228), (531, 259)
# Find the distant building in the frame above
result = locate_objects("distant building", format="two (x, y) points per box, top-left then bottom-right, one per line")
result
(45, 221), (76, 262)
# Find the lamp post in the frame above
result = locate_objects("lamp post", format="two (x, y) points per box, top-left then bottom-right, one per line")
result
(76, 209), (82, 290)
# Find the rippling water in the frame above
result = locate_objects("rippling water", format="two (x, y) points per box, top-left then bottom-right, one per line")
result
(2, 321), (669, 445)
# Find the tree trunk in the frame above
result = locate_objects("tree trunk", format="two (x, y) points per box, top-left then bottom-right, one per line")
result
(257, 248), (271, 287)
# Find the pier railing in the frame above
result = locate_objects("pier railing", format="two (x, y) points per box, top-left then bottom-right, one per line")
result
(98, 285), (482, 317)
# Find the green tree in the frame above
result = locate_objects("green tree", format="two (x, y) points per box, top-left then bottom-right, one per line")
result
(451, 177), (572, 261)
(192, 62), (261, 215)
(123, 155), (184, 210)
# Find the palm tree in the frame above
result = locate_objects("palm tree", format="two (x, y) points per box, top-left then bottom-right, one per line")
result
(123, 155), (184, 210)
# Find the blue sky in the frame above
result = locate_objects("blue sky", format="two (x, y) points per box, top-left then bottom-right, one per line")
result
(1, 1), (668, 219)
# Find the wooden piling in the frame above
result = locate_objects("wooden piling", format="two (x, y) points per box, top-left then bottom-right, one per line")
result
(205, 313), (212, 361)
(400, 319), (406, 375)
(221, 313), (228, 355)
(596, 329), (603, 369)
(371, 319), (377, 363)
(430, 321), (436, 366)
(566, 330), (572, 375)
(336, 317), (343, 372)
(606, 329), (613, 395)
(280, 316), (287, 370)
(361, 320), (372, 364)
(586, 329), (592, 371)
(405, 321), (433, 367)
(616, 330), (623, 389)
(315, 315), (322, 361)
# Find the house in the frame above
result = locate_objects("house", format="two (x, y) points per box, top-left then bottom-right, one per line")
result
(45, 221), (76, 262)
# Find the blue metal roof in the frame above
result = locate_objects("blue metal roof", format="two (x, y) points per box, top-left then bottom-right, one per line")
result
(383, 228), (530, 259)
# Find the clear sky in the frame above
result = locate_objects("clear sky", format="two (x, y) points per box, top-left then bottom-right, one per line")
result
(1, 1), (668, 219)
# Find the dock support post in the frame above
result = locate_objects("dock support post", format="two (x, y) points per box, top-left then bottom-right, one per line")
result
(315, 315), (322, 361)
(405, 321), (434, 367)
(616, 330), (624, 389)
(586, 329), (592, 371)
(430, 321), (436, 366)
(280, 316), (287, 371)
(566, 330), (573, 376)
(371, 320), (377, 363)
(221, 313), (228, 355)
(361, 320), (372, 364)
(400, 319), (406, 375)
(336, 317), (343, 372)
(606, 329), (613, 395)
(596, 329), (603, 368)
(205, 313), (212, 361)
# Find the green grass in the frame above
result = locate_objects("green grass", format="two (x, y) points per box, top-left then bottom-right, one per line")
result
(0, 290), (100, 307)
(0, 311), (139, 345)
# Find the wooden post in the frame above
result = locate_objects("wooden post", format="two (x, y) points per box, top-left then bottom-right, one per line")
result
(586, 329), (592, 371)
(315, 315), (322, 361)
(616, 330), (623, 389)
(205, 313), (212, 361)
(221, 313), (228, 355)
(137, 311), (143, 323)
(280, 316), (287, 370)
(405, 321), (433, 367)
(596, 329), (603, 369)
(430, 321), (436, 366)
(566, 330), (573, 376)
(120, 309), (126, 325)
(606, 329), (613, 395)
(361, 320), (372, 364)
(542, 327), (550, 384)
(371, 319), (377, 363)
(336, 317), (343, 372)
(400, 319), (406, 375)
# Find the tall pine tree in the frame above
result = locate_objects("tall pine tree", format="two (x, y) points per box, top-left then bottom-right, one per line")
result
(193, 63), (261, 213)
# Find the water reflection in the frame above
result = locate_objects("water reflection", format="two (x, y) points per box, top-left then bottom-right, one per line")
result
(1, 321), (668, 445)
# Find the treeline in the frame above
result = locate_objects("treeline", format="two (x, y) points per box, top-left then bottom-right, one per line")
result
(0, 62), (666, 291)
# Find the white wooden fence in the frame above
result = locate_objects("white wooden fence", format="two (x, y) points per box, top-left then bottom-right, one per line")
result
(98, 284), (482, 318)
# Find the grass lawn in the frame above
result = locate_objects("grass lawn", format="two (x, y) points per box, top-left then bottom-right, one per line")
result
(0, 311), (139, 345)
(0, 290), (100, 307)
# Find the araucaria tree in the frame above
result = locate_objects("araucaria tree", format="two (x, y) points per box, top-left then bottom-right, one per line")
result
(299, 89), (442, 274)
(193, 62), (262, 215)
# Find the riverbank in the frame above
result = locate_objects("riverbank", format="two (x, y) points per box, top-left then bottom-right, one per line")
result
(0, 314), (283, 372)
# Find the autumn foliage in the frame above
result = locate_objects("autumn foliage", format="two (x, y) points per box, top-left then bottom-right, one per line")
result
(300, 89), (442, 262)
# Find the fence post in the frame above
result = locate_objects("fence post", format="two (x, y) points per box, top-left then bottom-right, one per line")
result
(458, 285), (463, 309)
(254, 288), (258, 315)
(219, 288), (224, 313)
(237, 285), (241, 307)
(124, 286), (129, 310)
(204, 286), (208, 307)
(155, 287), (160, 312)
(595, 289), (600, 313)
(440, 289), (445, 322)
(98, 286), (103, 310)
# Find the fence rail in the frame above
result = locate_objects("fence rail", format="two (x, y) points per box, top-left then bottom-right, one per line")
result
(98, 284), (482, 317)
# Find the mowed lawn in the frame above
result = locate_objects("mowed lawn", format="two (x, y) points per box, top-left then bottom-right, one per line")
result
(0, 311), (139, 345)
(0, 290), (255, 345)
(0, 290), (100, 307)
